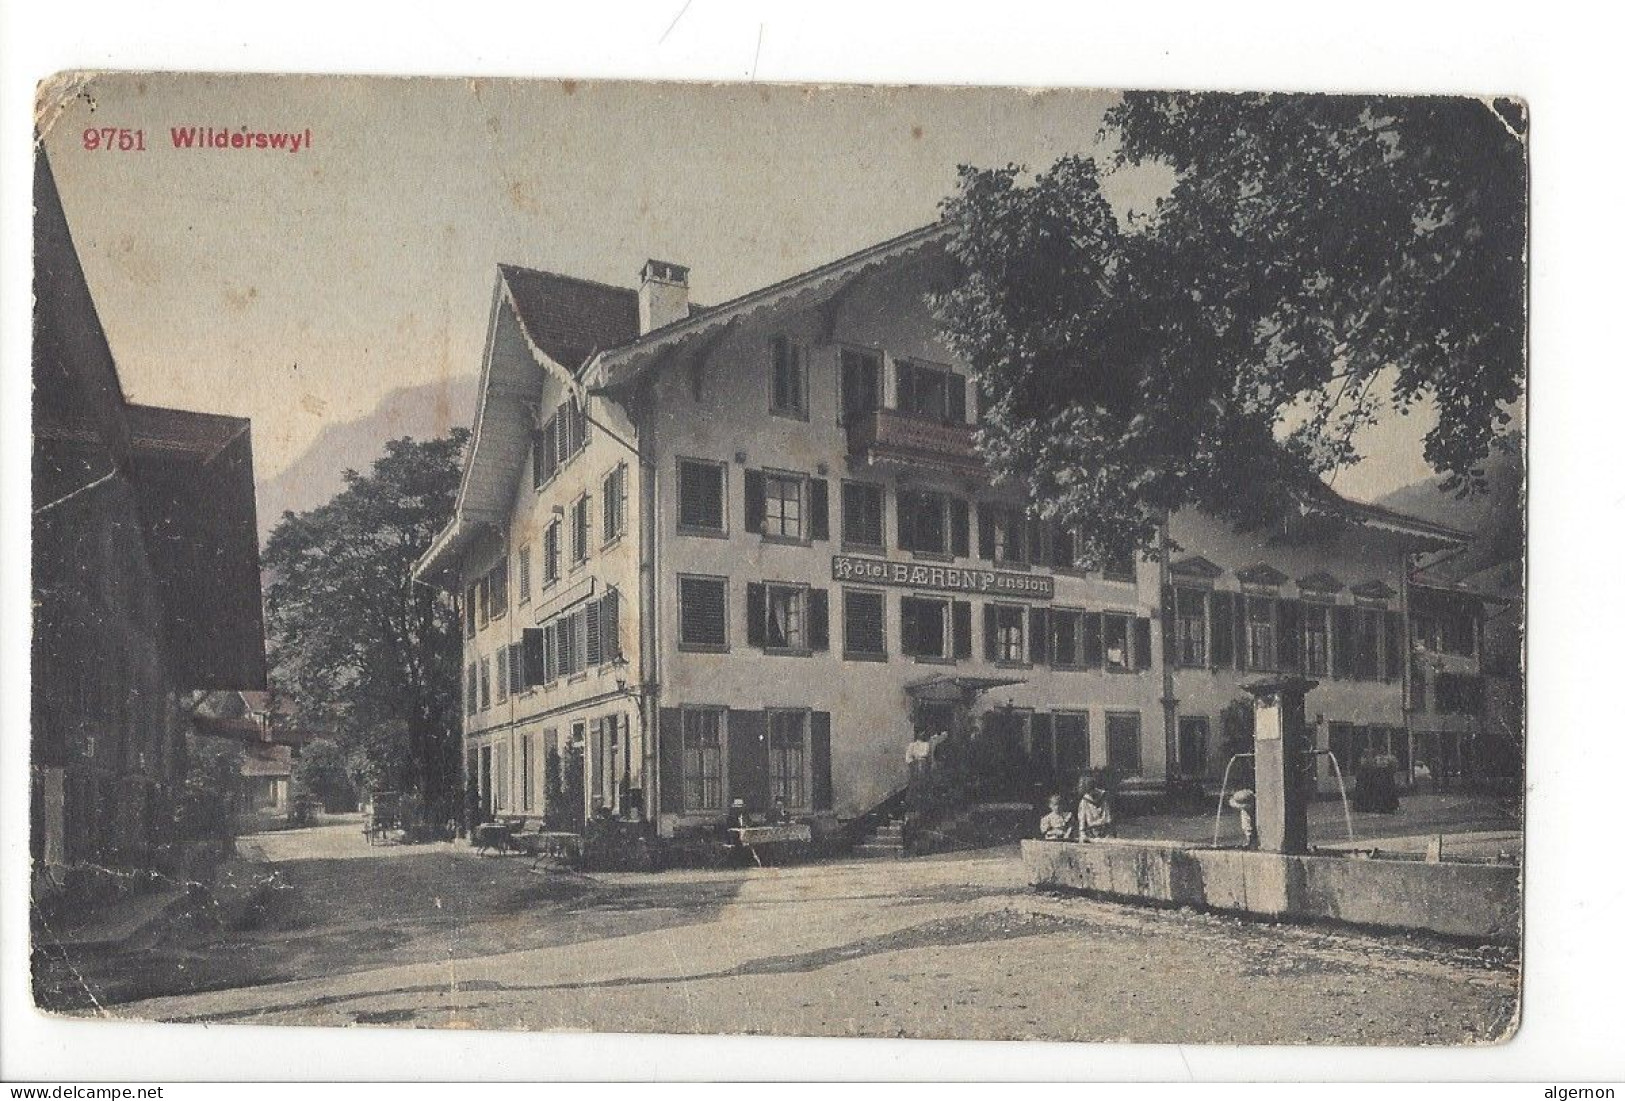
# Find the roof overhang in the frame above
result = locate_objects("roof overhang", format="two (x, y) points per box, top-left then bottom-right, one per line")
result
(1297, 487), (1471, 548)
(905, 673), (1027, 701)
(415, 276), (579, 583)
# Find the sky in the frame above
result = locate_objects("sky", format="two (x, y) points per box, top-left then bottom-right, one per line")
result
(39, 73), (1438, 500)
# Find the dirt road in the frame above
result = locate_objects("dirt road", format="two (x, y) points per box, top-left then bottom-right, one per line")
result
(47, 822), (1518, 1045)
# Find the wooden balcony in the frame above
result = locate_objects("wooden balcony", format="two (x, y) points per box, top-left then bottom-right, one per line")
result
(846, 407), (983, 476)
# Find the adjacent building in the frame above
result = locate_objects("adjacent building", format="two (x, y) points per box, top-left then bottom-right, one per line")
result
(32, 150), (267, 897)
(415, 225), (1494, 839)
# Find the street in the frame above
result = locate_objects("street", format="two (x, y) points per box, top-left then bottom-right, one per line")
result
(42, 818), (1519, 1045)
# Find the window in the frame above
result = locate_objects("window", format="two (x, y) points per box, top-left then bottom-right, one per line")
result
(556, 611), (578, 677)
(1103, 613), (1132, 672)
(1051, 608), (1082, 668)
(989, 604), (1027, 664)
(770, 335), (807, 417)
(679, 575), (729, 651)
(978, 504), (1027, 565)
(464, 584), (477, 639)
(1415, 608), (1476, 657)
(678, 458), (726, 533)
(478, 657), (491, 711)
(1246, 597), (1276, 670)
(840, 347), (881, 421)
(543, 519), (561, 585)
(898, 489), (966, 556)
(1103, 545), (1137, 583)
(766, 584), (805, 650)
(682, 708), (724, 813)
(1106, 712), (1142, 775)
(768, 710), (808, 808)
(602, 464), (627, 545)
(896, 359), (967, 423)
(1302, 603), (1331, 676)
(843, 589), (886, 659)
(841, 481), (885, 548)
(477, 575), (490, 628)
(1175, 588), (1208, 667)
(517, 545), (532, 605)
(465, 663), (477, 716)
(763, 473), (804, 539)
(571, 496), (591, 565)
(901, 596), (962, 660)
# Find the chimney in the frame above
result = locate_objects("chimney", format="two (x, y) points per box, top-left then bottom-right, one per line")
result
(638, 259), (690, 335)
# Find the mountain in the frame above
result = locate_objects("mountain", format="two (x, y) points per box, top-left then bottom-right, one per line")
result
(254, 376), (480, 542)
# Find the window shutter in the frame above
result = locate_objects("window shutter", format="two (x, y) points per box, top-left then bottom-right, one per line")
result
(509, 645), (524, 691)
(1031, 712), (1054, 770)
(1210, 592), (1234, 668)
(952, 600), (973, 660)
(809, 478), (829, 541)
(522, 628), (545, 687)
(746, 583), (766, 648)
(589, 718), (605, 806)
(1030, 608), (1050, 665)
(1331, 606), (1353, 679)
(978, 507), (996, 560)
(1027, 517), (1047, 567)
(1054, 525), (1075, 569)
(807, 588), (830, 651)
(1278, 599), (1301, 671)
(743, 470), (765, 535)
(810, 711), (833, 811)
(1133, 616), (1153, 671)
(950, 498), (970, 558)
(602, 589), (621, 663)
(659, 709), (684, 815)
(1233, 593), (1248, 670)
(585, 599), (603, 666)
(1383, 611), (1404, 681)
(894, 491), (910, 550)
(1082, 612), (1104, 668)
(947, 372), (967, 423)
(983, 604), (999, 661)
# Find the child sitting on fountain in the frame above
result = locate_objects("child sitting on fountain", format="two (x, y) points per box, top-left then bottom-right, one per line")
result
(1038, 793), (1076, 841)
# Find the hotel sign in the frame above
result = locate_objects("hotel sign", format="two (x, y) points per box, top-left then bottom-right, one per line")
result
(832, 554), (1054, 600)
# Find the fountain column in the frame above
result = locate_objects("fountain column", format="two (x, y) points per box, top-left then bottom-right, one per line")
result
(1242, 675), (1319, 855)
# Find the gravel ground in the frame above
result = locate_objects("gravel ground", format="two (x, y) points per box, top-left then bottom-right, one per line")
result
(43, 821), (1519, 1045)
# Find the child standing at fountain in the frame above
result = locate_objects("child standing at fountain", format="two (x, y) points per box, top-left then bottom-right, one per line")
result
(1077, 778), (1116, 840)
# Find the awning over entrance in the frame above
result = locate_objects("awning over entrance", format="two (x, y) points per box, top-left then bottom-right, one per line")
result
(904, 673), (1026, 702)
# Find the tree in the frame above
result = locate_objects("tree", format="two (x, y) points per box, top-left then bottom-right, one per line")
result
(290, 738), (358, 812)
(932, 93), (1527, 565)
(263, 431), (468, 821)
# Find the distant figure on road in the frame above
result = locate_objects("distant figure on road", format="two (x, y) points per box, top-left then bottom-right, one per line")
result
(1228, 787), (1259, 848)
(462, 781), (484, 840)
(1077, 779), (1116, 840)
(1038, 793), (1077, 841)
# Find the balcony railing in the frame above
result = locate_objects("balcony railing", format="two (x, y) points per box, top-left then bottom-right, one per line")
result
(846, 407), (982, 475)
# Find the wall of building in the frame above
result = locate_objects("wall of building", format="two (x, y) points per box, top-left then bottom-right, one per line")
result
(1165, 509), (1423, 786)
(459, 299), (646, 821)
(32, 435), (187, 887)
(645, 255), (1166, 830)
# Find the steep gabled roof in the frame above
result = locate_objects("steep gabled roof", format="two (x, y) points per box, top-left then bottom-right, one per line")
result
(497, 266), (640, 375)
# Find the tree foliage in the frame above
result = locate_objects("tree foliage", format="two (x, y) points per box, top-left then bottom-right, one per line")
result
(932, 92), (1527, 564)
(263, 431), (468, 817)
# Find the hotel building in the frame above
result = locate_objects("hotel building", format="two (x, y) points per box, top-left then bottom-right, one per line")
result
(415, 225), (1488, 838)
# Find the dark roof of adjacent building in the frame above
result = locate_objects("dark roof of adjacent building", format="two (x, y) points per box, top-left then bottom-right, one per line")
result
(33, 147), (268, 691)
